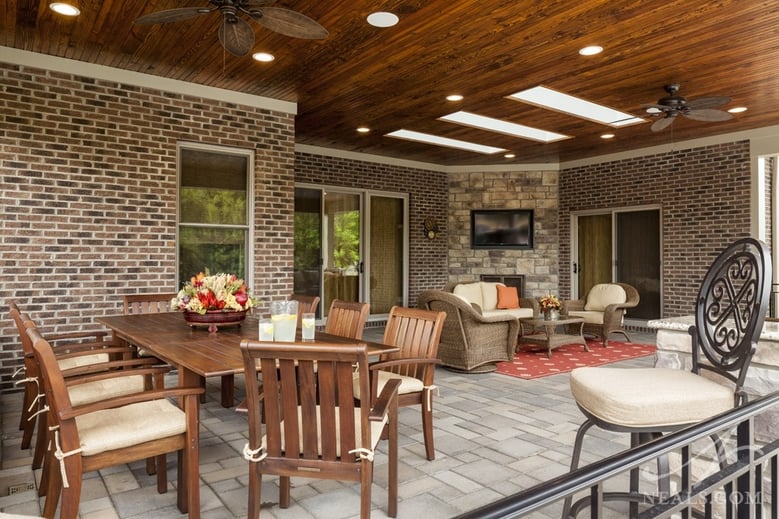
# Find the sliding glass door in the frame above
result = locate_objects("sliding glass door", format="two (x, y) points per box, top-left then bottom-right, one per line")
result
(572, 207), (661, 319)
(294, 185), (408, 320)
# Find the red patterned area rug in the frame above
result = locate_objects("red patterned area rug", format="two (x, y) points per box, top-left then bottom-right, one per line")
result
(496, 340), (656, 380)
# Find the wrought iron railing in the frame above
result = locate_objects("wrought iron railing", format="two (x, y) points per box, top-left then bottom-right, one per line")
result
(455, 391), (779, 519)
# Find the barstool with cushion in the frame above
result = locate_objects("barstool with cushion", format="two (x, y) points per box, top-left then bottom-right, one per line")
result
(563, 237), (771, 517)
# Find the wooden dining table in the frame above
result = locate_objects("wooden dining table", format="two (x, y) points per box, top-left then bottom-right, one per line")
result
(96, 312), (398, 408)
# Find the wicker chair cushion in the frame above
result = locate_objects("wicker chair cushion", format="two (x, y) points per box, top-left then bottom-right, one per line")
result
(480, 282), (502, 310)
(453, 283), (484, 309)
(75, 399), (186, 456)
(584, 284), (627, 312)
(353, 370), (424, 398)
(271, 407), (388, 457)
(68, 375), (146, 407)
(570, 367), (734, 428)
(57, 353), (109, 371)
(567, 310), (605, 325)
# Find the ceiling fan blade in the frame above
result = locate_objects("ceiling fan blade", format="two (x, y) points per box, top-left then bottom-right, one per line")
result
(683, 108), (734, 122)
(685, 96), (732, 110)
(248, 7), (328, 39)
(651, 116), (676, 132)
(218, 16), (256, 56)
(134, 7), (209, 25)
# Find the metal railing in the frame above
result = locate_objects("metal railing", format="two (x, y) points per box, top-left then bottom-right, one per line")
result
(455, 391), (779, 519)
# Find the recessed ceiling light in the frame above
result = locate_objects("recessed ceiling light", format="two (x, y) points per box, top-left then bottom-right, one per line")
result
(440, 111), (570, 143)
(504, 153), (516, 159)
(357, 127), (370, 133)
(446, 94), (464, 102)
(386, 129), (506, 154)
(601, 133), (615, 139)
(252, 52), (275, 63)
(579, 45), (603, 56)
(728, 106), (748, 114)
(49, 2), (80, 16)
(509, 86), (645, 127)
(367, 12), (399, 27)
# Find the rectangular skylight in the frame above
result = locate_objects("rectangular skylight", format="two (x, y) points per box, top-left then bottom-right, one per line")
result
(508, 86), (645, 127)
(385, 129), (506, 154)
(439, 111), (570, 143)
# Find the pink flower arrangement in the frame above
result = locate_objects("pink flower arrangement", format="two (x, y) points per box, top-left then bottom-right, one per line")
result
(171, 271), (255, 315)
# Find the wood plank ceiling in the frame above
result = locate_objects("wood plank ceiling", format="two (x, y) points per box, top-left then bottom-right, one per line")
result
(3, 0), (779, 166)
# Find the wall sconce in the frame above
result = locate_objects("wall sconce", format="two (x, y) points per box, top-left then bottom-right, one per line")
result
(423, 217), (440, 240)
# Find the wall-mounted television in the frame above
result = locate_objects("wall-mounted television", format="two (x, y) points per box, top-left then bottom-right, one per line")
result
(470, 209), (534, 249)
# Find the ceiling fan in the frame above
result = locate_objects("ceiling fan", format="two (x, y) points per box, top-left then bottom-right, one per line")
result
(134, 0), (328, 57)
(644, 84), (733, 132)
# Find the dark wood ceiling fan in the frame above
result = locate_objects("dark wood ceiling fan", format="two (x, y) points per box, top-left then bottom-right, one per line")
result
(644, 84), (733, 132)
(134, 0), (328, 57)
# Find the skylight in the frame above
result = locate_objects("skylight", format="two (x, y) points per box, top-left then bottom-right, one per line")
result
(439, 111), (570, 143)
(385, 129), (506, 154)
(508, 86), (644, 127)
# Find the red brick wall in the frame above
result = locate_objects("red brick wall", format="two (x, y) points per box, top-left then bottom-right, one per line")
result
(0, 62), (295, 390)
(294, 152), (450, 306)
(559, 141), (752, 317)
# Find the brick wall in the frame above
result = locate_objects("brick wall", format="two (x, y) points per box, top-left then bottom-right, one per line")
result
(294, 152), (449, 306)
(559, 141), (752, 317)
(448, 170), (560, 297)
(0, 62), (296, 390)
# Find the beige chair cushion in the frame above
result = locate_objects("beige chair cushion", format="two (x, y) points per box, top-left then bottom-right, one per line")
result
(480, 282), (502, 311)
(353, 370), (424, 398)
(567, 310), (605, 325)
(584, 284), (627, 312)
(68, 375), (145, 407)
(76, 399), (186, 456)
(272, 406), (387, 457)
(57, 353), (109, 371)
(570, 367), (734, 428)
(453, 283), (484, 309)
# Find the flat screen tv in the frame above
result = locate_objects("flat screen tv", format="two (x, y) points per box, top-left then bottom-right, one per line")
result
(470, 209), (534, 249)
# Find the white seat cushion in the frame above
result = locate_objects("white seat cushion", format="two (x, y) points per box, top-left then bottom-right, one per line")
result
(482, 308), (534, 319)
(57, 353), (109, 371)
(568, 310), (605, 325)
(584, 284), (627, 312)
(453, 282), (484, 309)
(68, 375), (145, 407)
(76, 399), (186, 456)
(570, 367), (734, 428)
(353, 370), (424, 398)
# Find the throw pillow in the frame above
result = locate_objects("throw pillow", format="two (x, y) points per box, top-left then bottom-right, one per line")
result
(496, 285), (520, 309)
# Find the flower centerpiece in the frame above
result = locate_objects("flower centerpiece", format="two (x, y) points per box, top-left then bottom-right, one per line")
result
(172, 271), (256, 332)
(539, 294), (562, 320)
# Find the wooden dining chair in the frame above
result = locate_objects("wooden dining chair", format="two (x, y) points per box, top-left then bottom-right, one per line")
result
(9, 301), (136, 469)
(357, 306), (446, 460)
(324, 299), (370, 340)
(28, 326), (202, 519)
(239, 339), (400, 519)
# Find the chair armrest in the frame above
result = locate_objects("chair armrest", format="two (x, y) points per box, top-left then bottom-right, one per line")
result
(47, 330), (110, 343)
(60, 386), (205, 420)
(50, 341), (131, 355)
(369, 358), (442, 371)
(519, 297), (540, 315)
(64, 364), (171, 385)
(369, 378), (400, 422)
(562, 299), (585, 313)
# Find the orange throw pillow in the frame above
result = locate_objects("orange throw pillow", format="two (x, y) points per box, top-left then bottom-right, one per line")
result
(496, 285), (520, 309)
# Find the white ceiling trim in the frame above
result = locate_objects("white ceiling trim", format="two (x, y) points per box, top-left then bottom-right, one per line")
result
(0, 46), (297, 115)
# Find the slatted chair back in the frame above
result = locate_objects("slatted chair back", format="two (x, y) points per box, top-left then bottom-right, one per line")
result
(323, 299), (370, 340)
(239, 339), (399, 518)
(288, 293), (321, 324)
(123, 293), (177, 315)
